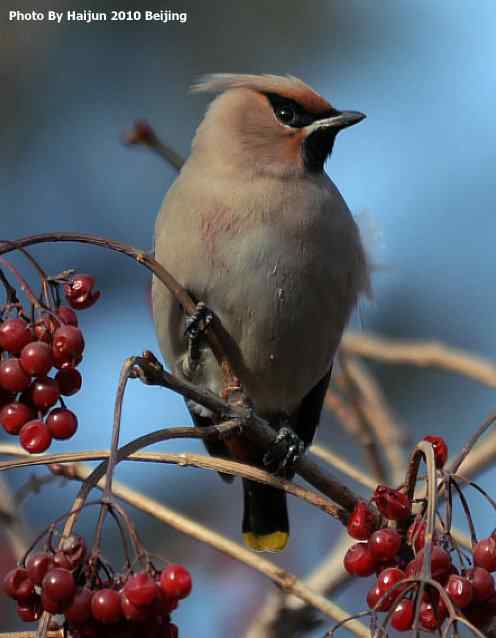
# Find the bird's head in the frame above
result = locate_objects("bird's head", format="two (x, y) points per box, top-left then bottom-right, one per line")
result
(190, 74), (365, 178)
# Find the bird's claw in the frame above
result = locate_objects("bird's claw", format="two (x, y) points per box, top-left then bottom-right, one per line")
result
(263, 426), (305, 475)
(184, 302), (214, 341)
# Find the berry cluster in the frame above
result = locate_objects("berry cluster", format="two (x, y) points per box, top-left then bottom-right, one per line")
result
(3, 534), (191, 637)
(344, 435), (496, 633)
(0, 273), (99, 454)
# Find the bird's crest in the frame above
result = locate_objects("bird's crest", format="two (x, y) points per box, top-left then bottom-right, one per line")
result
(191, 73), (332, 115)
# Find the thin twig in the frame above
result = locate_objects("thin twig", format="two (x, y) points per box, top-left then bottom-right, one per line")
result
(448, 410), (496, 475)
(454, 427), (496, 480)
(324, 387), (365, 441)
(0, 446), (346, 522)
(340, 355), (407, 486)
(338, 354), (387, 482)
(342, 332), (496, 389)
(91, 358), (135, 556)
(311, 444), (377, 491)
(0, 475), (29, 560)
(23, 456), (370, 638)
(123, 120), (185, 170)
(244, 532), (353, 638)
(0, 234), (238, 388)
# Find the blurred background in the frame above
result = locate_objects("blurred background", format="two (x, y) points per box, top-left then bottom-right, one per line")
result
(1, 0), (496, 635)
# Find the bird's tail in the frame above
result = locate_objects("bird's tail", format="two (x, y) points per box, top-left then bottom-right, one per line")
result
(242, 479), (289, 552)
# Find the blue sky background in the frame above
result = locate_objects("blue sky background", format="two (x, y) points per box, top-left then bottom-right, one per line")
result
(1, 1), (496, 635)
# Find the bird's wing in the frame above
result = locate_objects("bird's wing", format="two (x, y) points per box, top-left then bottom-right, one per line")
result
(293, 366), (333, 448)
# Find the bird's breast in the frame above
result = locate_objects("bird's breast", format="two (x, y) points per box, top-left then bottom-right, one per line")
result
(153, 172), (366, 417)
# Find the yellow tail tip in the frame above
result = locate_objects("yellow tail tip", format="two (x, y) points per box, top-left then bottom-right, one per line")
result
(243, 531), (289, 552)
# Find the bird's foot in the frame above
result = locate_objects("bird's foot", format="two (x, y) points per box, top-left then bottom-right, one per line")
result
(263, 425), (305, 475)
(183, 302), (214, 375)
(184, 301), (214, 341)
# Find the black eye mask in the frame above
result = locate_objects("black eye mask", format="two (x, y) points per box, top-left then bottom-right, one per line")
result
(264, 93), (338, 129)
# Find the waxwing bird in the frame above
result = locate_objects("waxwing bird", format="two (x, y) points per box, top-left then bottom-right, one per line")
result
(152, 74), (370, 552)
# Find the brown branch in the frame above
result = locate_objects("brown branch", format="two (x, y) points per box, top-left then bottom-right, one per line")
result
(448, 410), (496, 475)
(342, 332), (496, 389)
(129, 355), (363, 517)
(454, 427), (496, 480)
(0, 475), (29, 560)
(338, 354), (387, 482)
(245, 532), (353, 638)
(2, 450), (369, 638)
(0, 234), (237, 387)
(0, 446), (346, 522)
(324, 387), (365, 440)
(340, 355), (407, 486)
(311, 444), (377, 491)
(123, 120), (185, 171)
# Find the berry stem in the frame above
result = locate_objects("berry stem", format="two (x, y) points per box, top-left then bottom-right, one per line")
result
(14, 245), (55, 309)
(91, 358), (135, 557)
(449, 409), (496, 474)
(0, 256), (43, 311)
(449, 477), (478, 546)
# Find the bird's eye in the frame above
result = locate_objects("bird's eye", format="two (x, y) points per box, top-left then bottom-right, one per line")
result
(275, 106), (296, 125)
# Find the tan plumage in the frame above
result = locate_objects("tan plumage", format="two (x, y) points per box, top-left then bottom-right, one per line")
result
(152, 73), (369, 551)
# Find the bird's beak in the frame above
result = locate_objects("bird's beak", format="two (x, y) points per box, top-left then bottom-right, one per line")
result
(304, 110), (366, 136)
(302, 109), (365, 172)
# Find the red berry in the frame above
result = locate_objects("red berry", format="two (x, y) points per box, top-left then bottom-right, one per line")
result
(367, 582), (394, 611)
(46, 408), (78, 439)
(420, 599), (447, 630)
(3, 567), (35, 601)
(0, 318), (32, 353)
(64, 273), (100, 310)
(416, 545), (452, 581)
(55, 367), (82, 396)
(159, 565), (192, 600)
(19, 419), (52, 453)
(51, 551), (72, 570)
(445, 574), (473, 608)
(372, 485), (411, 521)
(391, 598), (414, 632)
(120, 590), (152, 622)
(474, 537), (496, 572)
(124, 571), (158, 607)
(30, 377), (60, 409)
(369, 528), (402, 561)
(407, 516), (430, 551)
(343, 542), (378, 577)
(405, 558), (419, 577)
(424, 435), (448, 468)
(64, 587), (93, 624)
(26, 552), (53, 585)
(466, 566), (495, 602)
(41, 590), (65, 614)
(20, 341), (53, 376)
(57, 306), (79, 326)
(0, 402), (35, 434)
(0, 387), (14, 408)
(377, 567), (406, 595)
(347, 502), (375, 540)
(41, 568), (76, 604)
(156, 585), (178, 613)
(52, 325), (84, 360)
(59, 534), (86, 569)
(91, 588), (123, 624)
(16, 595), (42, 622)
(33, 319), (54, 344)
(0, 358), (31, 393)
